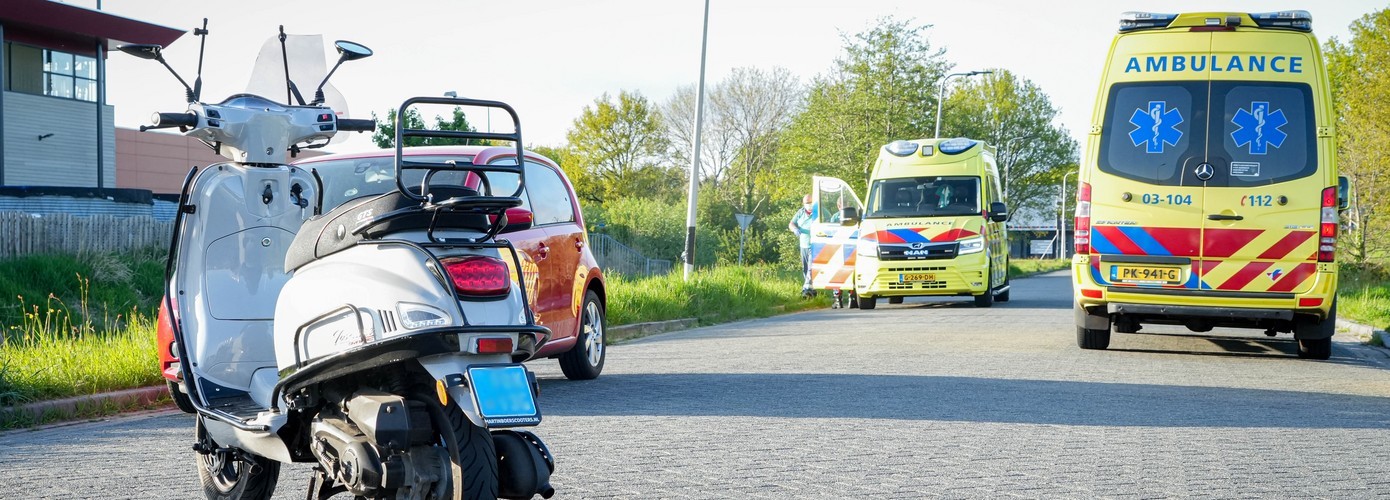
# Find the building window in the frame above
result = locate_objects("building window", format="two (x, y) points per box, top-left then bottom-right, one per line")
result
(5, 43), (98, 102)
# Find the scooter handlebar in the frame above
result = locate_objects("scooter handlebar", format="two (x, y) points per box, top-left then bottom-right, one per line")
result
(337, 118), (376, 132)
(150, 112), (198, 129)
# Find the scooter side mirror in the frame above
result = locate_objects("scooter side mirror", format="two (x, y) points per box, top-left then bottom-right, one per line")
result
(500, 207), (534, 233)
(312, 41), (374, 105)
(334, 40), (373, 61)
(118, 44), (164, 60)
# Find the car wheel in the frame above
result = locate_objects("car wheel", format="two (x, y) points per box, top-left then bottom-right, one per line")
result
(559, 290), (605, 380)
(858, 296), (877, 310)
(888, 297), (904, 304)
(1077, 326), (1111, 350)
(169, 380), (195, 414)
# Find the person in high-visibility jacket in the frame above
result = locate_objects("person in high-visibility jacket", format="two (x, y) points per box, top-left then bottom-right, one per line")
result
(788, 194), (815, 297)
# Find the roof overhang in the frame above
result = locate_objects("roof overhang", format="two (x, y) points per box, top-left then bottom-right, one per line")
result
(0, 0), (185, 50)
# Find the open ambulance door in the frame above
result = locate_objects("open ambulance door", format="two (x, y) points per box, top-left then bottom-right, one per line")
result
(809, 176), (864, 291)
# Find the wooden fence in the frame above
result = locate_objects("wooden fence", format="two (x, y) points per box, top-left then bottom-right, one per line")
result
(0, 212), (172, 258)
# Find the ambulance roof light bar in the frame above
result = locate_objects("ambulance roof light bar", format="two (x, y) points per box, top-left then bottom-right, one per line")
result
(1119, 12), (1177, 32)
(1250, 11), (1312, 32)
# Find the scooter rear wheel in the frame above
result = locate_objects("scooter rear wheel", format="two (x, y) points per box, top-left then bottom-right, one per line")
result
(425, 395), (499, 499)
(195, 416), (279, 500)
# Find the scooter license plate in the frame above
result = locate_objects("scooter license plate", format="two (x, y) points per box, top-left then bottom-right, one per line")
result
(467, 365), (541, 427)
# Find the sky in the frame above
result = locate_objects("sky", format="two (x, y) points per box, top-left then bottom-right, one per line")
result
(82, 0), (1383, 156)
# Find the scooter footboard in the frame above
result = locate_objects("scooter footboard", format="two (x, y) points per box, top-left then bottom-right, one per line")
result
(419, 355), (542, 430)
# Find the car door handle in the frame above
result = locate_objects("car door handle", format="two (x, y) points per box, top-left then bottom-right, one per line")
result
(1206, 214), (1244, 221)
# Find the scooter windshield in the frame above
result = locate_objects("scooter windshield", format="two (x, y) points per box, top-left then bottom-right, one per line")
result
(244, 33), (350, 142)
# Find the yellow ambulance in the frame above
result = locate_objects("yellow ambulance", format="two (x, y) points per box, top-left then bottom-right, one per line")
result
(817, 138), (1011, 310)
(1072, 11), (1349, 359)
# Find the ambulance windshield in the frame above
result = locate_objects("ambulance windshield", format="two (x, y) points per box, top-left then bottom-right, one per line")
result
(864, 176), (980, 218)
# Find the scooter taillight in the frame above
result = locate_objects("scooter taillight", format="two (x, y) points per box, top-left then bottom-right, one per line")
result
(440, 256), (510, 297)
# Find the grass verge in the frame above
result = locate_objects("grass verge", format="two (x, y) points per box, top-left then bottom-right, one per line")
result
(607, 265), (829, 328)
(1009, 258), (1070, 279)
(1337, 262), (1390, 330)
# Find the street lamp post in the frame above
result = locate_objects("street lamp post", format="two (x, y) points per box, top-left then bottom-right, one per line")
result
(682, 0), (711, 281)
(1059, 170), (1077, 259)
(934, 70), (992, 139)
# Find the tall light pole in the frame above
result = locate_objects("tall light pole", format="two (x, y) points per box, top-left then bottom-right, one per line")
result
(682, 0), (711, 281)
(934, 70), (992, 139)
(1000, 135), (1034, 199)
(1059, 169), (1077, 259)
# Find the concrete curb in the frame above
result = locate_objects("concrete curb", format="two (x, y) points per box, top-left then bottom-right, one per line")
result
(608, 318), (698, 344)
(1337, 317), (1390, 352)
(2, 385), (169, 425)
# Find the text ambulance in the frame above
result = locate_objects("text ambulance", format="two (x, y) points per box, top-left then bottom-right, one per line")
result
(1073, 11), (1349, 359)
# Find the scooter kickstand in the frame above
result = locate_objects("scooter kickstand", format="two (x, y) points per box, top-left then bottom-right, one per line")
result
(307, 466), (347, 500)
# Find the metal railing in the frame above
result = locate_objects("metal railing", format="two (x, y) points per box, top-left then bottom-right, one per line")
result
(589, 233), (672, 278)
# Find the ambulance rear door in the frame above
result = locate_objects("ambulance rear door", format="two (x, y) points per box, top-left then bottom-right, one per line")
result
(809, 176), (863, 290)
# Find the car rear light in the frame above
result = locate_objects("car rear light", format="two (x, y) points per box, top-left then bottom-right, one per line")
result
(1319, 186), (1337, 263)
(1074, 181), (1092, 255)
(440, 256), (510, 297)
(1298, 298), (1323, 307)
(1080, 288), (1103, 299)
(475, 337), (514, 354)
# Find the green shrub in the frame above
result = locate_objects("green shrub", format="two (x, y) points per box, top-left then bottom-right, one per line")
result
(1338, 261), (1390, 329)
(607, 265), (827, 326)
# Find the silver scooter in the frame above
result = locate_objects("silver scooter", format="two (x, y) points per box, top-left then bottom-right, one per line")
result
(122, 24), (555, 500)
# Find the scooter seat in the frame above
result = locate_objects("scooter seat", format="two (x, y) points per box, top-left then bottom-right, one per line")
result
(286, 187), (487, 272)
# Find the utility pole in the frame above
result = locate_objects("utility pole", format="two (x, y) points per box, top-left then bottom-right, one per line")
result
(682, 0), (711, 281)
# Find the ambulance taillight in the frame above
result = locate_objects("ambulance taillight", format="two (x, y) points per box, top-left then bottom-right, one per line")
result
(1319, 186), (1337, 263)
(1074, 182), (1092, 255)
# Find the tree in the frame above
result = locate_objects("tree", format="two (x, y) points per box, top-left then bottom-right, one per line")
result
(665, 67), (803, 214)
(1325, 7), (1390, 264)
(779, 17), (950, 196)
(370, 107), (477, 148)
(940, 69), (1078, 217)
(565, 90), (675, 203)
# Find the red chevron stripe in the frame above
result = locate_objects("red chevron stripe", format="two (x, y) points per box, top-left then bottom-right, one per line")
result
(1095, 226), (1145, 255)
(1269, 263), (1317, 292)
(1202, 228), (1264, 258)
(930, 228), (980, 242)
(1146, 227), (1201, 256)
(875, 231), (905, 244)
(829, 268), (852, 287)
(1217, 261), (1273, 290)
(1257, 231), (1315, 260)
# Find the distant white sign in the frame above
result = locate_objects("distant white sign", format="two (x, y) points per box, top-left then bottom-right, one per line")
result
(1030, 239), (1055, 256)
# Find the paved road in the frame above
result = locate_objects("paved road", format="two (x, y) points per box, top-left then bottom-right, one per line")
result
(5, 270), (1390, 498)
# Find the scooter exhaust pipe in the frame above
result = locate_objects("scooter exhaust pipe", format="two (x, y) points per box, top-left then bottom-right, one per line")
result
(493, 430), (555, 499)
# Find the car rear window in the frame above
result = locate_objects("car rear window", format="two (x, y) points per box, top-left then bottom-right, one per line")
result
(1213, 82), (1316, 187)
(1099, 81), (1317, 187)
(1098, 82), (1207, 186)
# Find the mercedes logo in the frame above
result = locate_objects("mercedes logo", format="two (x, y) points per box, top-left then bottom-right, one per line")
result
(1195, 163), (1215, 181)
(909, 242), (927, 250)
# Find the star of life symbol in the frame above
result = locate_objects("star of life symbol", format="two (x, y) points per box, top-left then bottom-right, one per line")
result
(1231, 101), (1288, 155)
(1129, 101), (1184, 154)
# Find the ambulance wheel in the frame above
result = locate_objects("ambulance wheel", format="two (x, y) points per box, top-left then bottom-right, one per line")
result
(858, 296), (877, 310)
(973, 276), (994, 308)
(1077, 326), (1111, 350)
(1297, 338), (1332, 360)
(888, 297), (903, 304)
